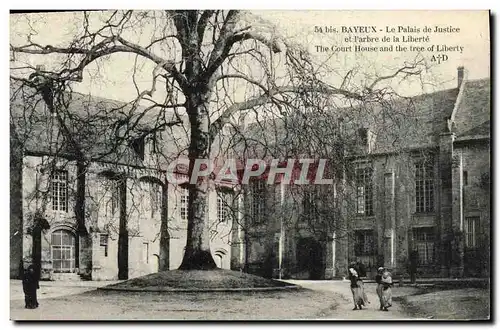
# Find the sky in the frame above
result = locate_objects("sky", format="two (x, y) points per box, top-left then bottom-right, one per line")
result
(9, 10), (490, 104)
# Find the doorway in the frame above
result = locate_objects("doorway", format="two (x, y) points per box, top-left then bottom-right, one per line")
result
(296, 238), (325, 280)
(51, 229), (77, 273)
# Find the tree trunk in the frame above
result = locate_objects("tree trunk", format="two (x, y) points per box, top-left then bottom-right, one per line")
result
(31, 225), (42, 280)
(178, 90), (217, 270)
(75, 162), (87, 235)
(74, 161), (87, 273)
(117, 178), (129, 279)
(178, 180), (216, 270)
(158, 181), (170, 271)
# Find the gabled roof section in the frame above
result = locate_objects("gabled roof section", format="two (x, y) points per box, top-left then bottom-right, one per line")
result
(451, 78), (491, 140)
(362, 87), (458, 154)
(9, 80), (173, 167)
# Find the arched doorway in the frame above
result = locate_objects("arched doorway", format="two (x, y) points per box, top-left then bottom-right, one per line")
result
(296, 238), (325, 280)
(51, 230), (76, 273)
(153, 254), (160, 272)
(214, 250), (227, 269)
(215, 255), (223, 268)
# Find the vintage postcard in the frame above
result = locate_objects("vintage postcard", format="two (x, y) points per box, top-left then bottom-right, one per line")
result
(9, 10), (491, 321)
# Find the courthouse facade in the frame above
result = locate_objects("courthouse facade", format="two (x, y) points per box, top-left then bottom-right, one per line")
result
(10, 67), (490, 280)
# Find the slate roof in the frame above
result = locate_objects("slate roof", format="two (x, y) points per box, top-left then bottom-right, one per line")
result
(236, 85), (460, 159)
(452, 78), (491, 141)
(10, 80), (186, 168)
(11, 74), (489, 172)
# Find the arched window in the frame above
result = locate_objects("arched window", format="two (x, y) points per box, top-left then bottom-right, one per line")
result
(51, 230), (76, 273)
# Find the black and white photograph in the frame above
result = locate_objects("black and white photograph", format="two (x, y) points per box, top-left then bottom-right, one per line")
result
(8, 9), (491, 321)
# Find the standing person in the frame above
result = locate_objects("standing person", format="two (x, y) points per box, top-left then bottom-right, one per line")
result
(348, 262), (369, 310)
(409, 250), (419, 284)
(375, 267), (385, 310)
(22, 265), (39, 309)
(376, 267), (393, 311)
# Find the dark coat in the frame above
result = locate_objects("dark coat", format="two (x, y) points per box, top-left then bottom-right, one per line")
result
(22, 269), (38, 293)
(22, 266), (40, 308)
(409, 250), (419, 271)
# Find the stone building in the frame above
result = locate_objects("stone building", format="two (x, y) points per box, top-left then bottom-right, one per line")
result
(341, 68), (490, 279)
(10, 66), (490, 281)
(231, 67), (490, 280)
(9, 82), (234, 280)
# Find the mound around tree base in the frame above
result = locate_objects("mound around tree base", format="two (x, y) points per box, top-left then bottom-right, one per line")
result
(99, 269), (300, 292)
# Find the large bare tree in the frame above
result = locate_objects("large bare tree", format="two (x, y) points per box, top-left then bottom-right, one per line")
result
(10, 10), (426, 271)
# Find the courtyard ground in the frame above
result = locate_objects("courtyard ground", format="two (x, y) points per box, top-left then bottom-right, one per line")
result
(10, 279), (490, 321)
(397, 287), (491, 320)
(10, 279), (415, 320)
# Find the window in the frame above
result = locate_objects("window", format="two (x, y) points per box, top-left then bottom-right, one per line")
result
(465, 217), (479, 248)
(100, 233), (109, 257)
(413, 227), (435, 265)
(130, 137), (145, 160)
(354, 230), (375, 256)
(415, 160), (434, 213)
(358, 128), (368, 147)
(250, 180), (266, 224)
(51, 230), (76, 273)
(357, 127), (376, 153)
(217, 190), (233, 223)
(463, 171), (468, 186)
(179, 187), (189, 222)
(143, 242), (149, 264)
(303, 188), (319, 221)
(356, 167), (373, 216)
(51, 170), (68, 212)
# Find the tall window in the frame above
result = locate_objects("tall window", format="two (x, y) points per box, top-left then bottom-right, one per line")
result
(415, 160), (434, 213)
(51, 230), (76, 273)
(354, 230), (375, 256)
(51, 170), (68, 212)
(251, 180), (266, 224)
(143, 242), (149, 264)
(465, 217), (479, 248)
(100, 233), (109, 257)
(413, 227), (435, 265)
(303, 188), (319, 221)
(356, 167), (373, 216)
(217, 190), (233, 223)
(179, 187), (189, 222)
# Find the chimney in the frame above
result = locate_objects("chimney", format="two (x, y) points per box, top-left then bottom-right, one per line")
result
(457, 66), (465, 88)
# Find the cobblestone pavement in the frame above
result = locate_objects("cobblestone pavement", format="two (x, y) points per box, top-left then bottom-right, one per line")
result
(10, 279), (420, 320)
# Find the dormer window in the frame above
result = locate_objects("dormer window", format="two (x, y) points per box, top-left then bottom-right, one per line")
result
(358, 127), (376, 153)
(358, 128), (368, 147)
(130, 137), (145, 160)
